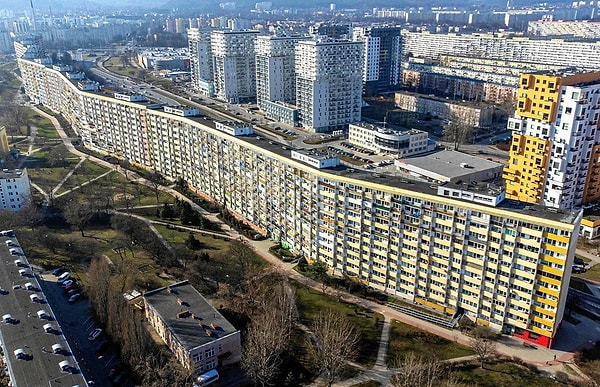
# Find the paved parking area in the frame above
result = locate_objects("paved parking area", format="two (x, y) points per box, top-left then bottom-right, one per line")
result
(37, 272), (128, 386)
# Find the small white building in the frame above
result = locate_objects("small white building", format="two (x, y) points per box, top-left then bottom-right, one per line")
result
(114, 93), (147, 102)
(0, 169), (31, 211)
(291, 149), (340, 169)
(215, 121), (253, 136)
(164, 105), (199, 117)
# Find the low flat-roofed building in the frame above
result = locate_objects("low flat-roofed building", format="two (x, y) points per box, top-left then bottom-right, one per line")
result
(291, 149), (340, 169)
(580, 216), (600, 239)
(395, 91), (495, 127)
(144, 281), (241, 372)
(395, 149), (504, 185)
(349, 122), (435, 157)
(114, 93), (148, 102)
(215, 121), (253, 136)
(164, 105), (199, 117)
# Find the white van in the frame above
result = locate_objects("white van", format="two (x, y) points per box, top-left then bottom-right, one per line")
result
(57, 272), (70, 284)
(196, 370), (219, 386)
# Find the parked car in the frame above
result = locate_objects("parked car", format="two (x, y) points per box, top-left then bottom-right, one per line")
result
(61, 279), (74, 288)
(68, 293), (81, 303)
(572, 266), (586, 274)
(88, 328), (102, 341)
(52, 267), (67, 276)
(95, 340), (110, 356)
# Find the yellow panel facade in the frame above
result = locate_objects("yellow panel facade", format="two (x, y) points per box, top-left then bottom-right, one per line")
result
(504, 134), (551, 203)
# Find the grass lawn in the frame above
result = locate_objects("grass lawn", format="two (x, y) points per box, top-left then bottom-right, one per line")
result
(449, 359), (553, 387)
(293, 282), (384, 367)
(103, 57), (138, 78)
(154, 224), (232, 252)
(19, 226), (172, 292)
(385, 320), (473, 366)
(26, 158), (82, 190)
(28, 109), (60, 138)
(56, 171), (174, 207)
(53, 159), (112, 195)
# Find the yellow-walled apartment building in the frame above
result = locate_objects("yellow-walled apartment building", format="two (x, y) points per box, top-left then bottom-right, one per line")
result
(503, 70), (600, 209)
(18, 58), (581, 348)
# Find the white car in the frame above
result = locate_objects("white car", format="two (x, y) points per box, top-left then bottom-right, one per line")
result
(88, 328), (102, 341)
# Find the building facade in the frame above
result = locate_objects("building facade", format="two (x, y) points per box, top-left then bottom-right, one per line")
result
(352, 26), (401, 96)
(19, 58), (582, 348)
(0, 169), (31, 211)
(503, 71), (600, 210)
(295, 38), (363, 133)
(188, 28), (215, 96)
(211, 30), (259, 103)
(401, 31), (600, 71)
(348, 122), (434, 157)
(394, 92), (495, 128)
(144, 281), (241, 371)
(255, 35), (304, 110)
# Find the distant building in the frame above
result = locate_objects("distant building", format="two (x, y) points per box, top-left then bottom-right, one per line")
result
(188, 28), (215, 96)
(0, 169), (31, 210)
(13, 33), (43, 60)
(394, 92), (495, 128)
(255, 35), (306, 110)
(352, 26), (401, 95)
(144, 281), (241, 372)
(211, 30), (260, 103)
(295, 38), (363, 133)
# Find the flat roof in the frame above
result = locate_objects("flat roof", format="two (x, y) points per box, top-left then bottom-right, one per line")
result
(0, 234), (87, 387)
(144, 281), (237, 351)
(0, 169), (26, 179)
(397, 149), (503, 180)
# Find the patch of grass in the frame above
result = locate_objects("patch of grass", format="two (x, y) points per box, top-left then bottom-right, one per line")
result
(575, 342), (600, 381)
(293, 282), (384, 367)
(154, 224), (231, 251)
(28, 109), (60, 138)
(448, 359), (552, 387)
(18, 224), (171, 292)
(574, 263), (600, 283)
(26, 158), (81, 189)
(386, 320), (473, 366)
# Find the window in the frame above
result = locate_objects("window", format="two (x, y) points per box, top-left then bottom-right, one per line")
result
(205, 347), (215, 358)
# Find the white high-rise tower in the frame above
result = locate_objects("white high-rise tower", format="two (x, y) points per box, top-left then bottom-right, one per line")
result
(295, 37), (363, 133)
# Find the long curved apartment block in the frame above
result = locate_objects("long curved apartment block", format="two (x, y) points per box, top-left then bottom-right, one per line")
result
(18, 58), (581, 348)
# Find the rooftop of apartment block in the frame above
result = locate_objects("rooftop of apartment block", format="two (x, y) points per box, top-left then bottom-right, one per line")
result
(397, 149), (503, 180)
(144, 281), (237, 351)
(0, 169), (27, 180)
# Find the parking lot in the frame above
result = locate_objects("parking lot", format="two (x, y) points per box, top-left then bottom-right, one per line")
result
(37, 270), (131, 386)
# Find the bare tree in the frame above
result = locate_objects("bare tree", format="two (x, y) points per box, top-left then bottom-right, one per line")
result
(307, 309), (360, 387)
(391, 354), (444, 387)
(443, 111), (476, 151)
(469, 327), (498, 368)
(241, 281), (298, 386)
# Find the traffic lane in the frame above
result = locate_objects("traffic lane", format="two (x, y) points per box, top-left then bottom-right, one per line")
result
(37, 273), (117, 386)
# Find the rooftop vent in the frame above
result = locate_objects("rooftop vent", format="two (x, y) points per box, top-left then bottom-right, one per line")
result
(177, 310), (191, 319)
